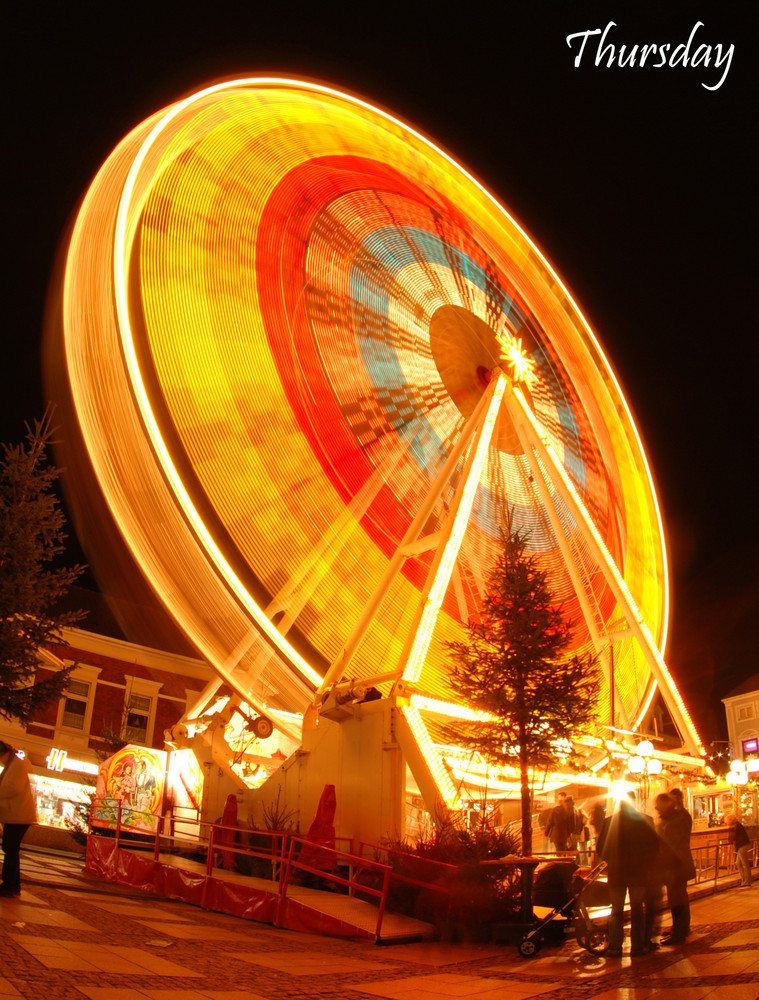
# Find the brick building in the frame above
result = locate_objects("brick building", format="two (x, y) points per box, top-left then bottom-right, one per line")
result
(0, 594), (212, 843)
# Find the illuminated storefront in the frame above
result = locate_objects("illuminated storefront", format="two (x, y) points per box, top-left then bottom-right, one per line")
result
(30, 775), (91, 830)
(0, 624), (214, 839)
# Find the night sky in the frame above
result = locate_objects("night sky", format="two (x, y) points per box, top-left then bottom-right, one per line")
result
(3, 3), (754, 744)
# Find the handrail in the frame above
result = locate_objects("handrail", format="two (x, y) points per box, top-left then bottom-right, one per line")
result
(279, 835), (393, 939)
(356, 839), (459, 908)
(358, 839), (459, 872)
(535, 838), (759, 889)
(87, 806), (397, 938)
(86, 807), (758, 942)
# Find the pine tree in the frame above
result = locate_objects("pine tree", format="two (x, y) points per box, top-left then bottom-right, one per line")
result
(0, 410), (84, 723)
(446, 516), (601, 854)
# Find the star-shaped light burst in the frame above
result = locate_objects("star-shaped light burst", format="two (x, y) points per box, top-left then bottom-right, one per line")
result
(496, 331), (537, 387)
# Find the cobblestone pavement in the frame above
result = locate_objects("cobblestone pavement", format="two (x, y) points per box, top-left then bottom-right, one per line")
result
(1, 851), (757, 1000)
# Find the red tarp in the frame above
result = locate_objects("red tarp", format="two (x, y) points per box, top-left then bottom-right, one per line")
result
(217, 793), (239, 869)
(84, 835), (371, 939)
(297, 783), (337, 872)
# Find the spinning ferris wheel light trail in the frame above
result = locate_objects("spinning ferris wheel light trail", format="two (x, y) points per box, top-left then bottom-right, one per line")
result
(51, 78), (704, 804)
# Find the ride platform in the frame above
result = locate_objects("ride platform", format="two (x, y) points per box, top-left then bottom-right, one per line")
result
(84, 835), (435, 944)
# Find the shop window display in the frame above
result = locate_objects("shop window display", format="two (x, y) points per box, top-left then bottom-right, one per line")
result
(30, 773), (93, 831)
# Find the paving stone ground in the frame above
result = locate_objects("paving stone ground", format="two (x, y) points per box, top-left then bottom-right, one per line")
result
(0, 850), (756, 1000)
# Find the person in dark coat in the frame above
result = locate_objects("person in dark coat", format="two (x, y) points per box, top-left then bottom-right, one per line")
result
(545, 792), (571, 853)
(564, 796), (582, 854)
(597, 794), (658, 956)
(654, 792), (696, 943)
(590, 800), (606, 850)
(643, 813), (667, 949)
(726, 813), (753, 887)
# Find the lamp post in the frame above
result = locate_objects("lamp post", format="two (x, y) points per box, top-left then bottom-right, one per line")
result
(726, 760), (748, 786)
(726, 759), (749, 819)
(627, 739), (662, 806)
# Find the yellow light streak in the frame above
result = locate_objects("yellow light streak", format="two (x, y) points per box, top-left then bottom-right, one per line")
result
(403, 374), (506, 683)
(410, 694), (496, 723)
(400, 704), (460, 808)
(410, 697), (707, 773)
(447, 765), (597, 795)
(578, 733), (705, 770)
(511, 384), (704, 756)
(634, 683), (659, 733)
(112, 115), (323, 690)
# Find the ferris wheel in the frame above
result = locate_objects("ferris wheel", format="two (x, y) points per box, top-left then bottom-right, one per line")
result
(58, 78), (702, 784)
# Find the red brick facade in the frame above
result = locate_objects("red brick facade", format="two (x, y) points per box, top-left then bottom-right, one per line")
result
(0, 626), (214, 816)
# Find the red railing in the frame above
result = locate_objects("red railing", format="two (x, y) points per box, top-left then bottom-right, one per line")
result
(280, 835), (392, 939)
(89, 806), (759, 940)
(89, 804), (396, 938)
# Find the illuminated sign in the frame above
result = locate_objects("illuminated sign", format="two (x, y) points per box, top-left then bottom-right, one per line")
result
(742, 737), (758, 755)
(46, 748), (99, 776)
(46, 748), (67, 771)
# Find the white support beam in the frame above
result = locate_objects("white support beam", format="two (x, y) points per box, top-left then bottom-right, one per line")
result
(501, 392), (630, 729)
(399, 373), (507, 684)
(399, 532), (443, 557)
(504, 381), (703, 757)
(313, 380), (497, 701)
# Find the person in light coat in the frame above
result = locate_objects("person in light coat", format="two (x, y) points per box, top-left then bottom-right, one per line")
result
(0, 742), (37, 897)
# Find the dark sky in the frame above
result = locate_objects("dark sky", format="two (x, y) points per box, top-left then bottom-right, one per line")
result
(3, 3), (754, 743)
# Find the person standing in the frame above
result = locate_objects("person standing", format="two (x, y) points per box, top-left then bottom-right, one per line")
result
(564, 796), (580, 854)
(590, 799), (606, 853)
(668, 787), (694, 935)
(545, 792), (570, 853)
(575, 807), (591, 865)
(643, 813), (666, 950)
(726, 813), (753, 887)
(0, 742), (37, 897)
(654, 792), (695, 944)
(669, 787), (691, 830)
(597, 794), (658, 956)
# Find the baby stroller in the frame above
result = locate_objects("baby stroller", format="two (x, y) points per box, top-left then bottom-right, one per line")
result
(518, 861), (610, 958)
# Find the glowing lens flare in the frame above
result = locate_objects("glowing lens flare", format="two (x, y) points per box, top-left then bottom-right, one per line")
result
(496, 332), (537, 386)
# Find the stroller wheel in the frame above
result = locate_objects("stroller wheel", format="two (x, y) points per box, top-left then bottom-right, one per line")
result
(585, 928), (610, 955)
(519, 937), (542, 958)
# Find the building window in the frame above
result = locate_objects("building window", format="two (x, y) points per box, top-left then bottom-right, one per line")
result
(124, 694), (152, 743)
(737, 705), (755, 721)
(61, 681), (91, 730)
(121, 676), (162, 747)
(54, 665), (101, 746)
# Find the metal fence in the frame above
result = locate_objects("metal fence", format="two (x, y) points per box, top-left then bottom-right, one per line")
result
(88, 805), (757, 940)
(89, 802), (395, 938)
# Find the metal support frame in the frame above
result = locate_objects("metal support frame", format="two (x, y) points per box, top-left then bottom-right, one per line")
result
(501, 381), (703, 756)
(313, 377), (500, 702)
(397, 372), (507, 684)
(499, 387), (631, 730)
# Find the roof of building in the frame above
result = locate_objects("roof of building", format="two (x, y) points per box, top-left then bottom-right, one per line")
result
(723, 673), (759, 699)
(56, 586), (196, 657)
